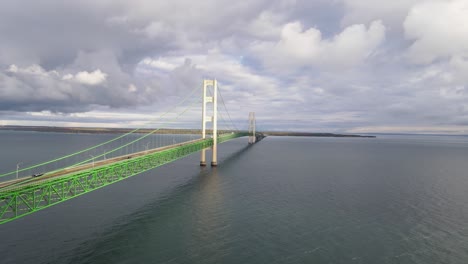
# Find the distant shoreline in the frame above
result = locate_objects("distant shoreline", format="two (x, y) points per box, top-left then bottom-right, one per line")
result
(0, 125), (376, 138)
(263, 132), (375, 138)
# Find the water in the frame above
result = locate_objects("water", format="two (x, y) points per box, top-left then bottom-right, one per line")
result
(1, 132), (468, 263)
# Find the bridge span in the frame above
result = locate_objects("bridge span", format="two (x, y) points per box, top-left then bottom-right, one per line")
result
(0, 79), (265, 224)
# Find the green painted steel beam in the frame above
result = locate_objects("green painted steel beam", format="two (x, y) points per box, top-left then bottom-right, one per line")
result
(0, 133), (248, 224)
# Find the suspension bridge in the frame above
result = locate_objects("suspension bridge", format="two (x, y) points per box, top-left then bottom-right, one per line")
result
(0, 79), (265, 224)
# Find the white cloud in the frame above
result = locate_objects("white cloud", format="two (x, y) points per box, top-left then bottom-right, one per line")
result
(251, 20), (386, 70)
(341, 0), (422, 28)
(449, 55), (468, 83)
(323, 20), (386, 68)
(6, 64), (59, 77)
(141, 21), (171, 39)
(128, 83), (138, 92)
(7, 64), (18, 73)
(2, 64), (73, 103)
(439, 85), (466, 100)
(404, 0), (468, 64)
(136, 52), (296, 121)
(1, 63), (147, 112)
(8, 65), (108, 87)
(65, 69), (108, 86)
(139, 58), (177, 71)
(62, 74), (73, 80)
(246, 11), (284, 39)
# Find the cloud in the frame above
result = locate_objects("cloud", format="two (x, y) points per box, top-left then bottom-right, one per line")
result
(250, 20), (386, 70)
(404, 0), (468, 64)
(7, 64), (59, 77)
(0, 58), (199, 113)
(341, 0), (423, 29)
(0, 0), (467, 133)
(246, 11), (284, 39)
(139, 58), (177, 72)
(63, 69), (108, 86)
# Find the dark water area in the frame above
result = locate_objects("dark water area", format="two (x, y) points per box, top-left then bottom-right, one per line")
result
(1, 132), (468, 263)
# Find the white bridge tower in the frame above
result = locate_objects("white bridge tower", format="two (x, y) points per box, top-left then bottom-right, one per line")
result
(200, 79), (218, 167)
(248, 112), (256, 144)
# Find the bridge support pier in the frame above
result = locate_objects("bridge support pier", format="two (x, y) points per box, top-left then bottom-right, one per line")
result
(200, 79), (218, 167)
(200, 156), (206, 166)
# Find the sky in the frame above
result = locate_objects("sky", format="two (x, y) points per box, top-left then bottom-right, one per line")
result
(1, 0), (468, 134)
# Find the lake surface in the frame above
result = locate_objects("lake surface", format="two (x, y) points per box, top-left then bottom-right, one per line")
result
(1, 131), (468, 263)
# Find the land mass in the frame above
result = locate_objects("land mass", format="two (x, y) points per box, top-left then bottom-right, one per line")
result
(263, 131), (375, 138)
(0, 125), (375, 138)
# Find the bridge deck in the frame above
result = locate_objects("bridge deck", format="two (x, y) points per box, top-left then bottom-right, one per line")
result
(0, 132), (250, 224)
(0, 138), (205, 190)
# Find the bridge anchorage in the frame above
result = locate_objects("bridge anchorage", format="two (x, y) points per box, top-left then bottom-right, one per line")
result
(0, 79), (265, 224)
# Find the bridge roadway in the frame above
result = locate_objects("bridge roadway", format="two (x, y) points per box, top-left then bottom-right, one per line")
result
(0, 137), (208, 190)
(0, 132), (258, 224)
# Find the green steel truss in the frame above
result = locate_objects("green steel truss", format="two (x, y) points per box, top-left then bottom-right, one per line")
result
(0, 133), (247, 224)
